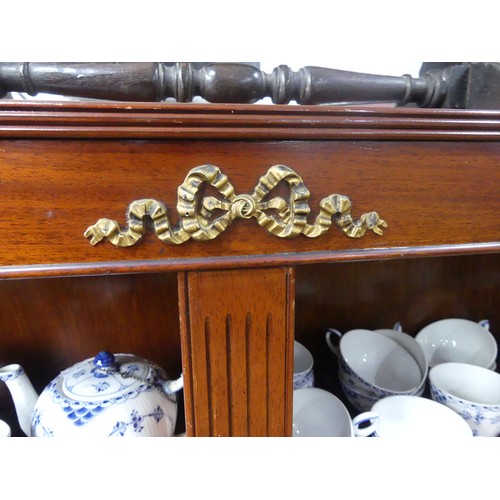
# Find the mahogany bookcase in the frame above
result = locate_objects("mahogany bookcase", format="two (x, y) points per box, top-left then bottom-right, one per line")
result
(0, 101), (498, 436)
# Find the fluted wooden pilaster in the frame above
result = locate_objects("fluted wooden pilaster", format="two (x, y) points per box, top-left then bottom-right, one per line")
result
(178, 267), (294, 437)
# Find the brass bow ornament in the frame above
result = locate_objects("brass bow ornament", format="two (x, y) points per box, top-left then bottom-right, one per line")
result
(84, 164), (387, 247)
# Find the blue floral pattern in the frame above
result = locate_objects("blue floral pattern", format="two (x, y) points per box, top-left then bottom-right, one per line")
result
(293, 369), (314, 390)
(0, 365), (24, 382)
(42, 374), (172, 429)
(31, 408), (54, 437)
(108, 406), (169, 436)
(90, 381), (111, 393)
(28, 354), (179, 436)
(430, 384), (500, 437)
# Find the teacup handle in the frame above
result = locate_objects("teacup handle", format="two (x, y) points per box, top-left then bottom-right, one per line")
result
(352, 411), (380, 437)
(479, 319), (490, 331)
(325, 328), (342, 357)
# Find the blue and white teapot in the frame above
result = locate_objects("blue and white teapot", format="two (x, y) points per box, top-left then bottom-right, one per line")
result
(0, 351), (184, 437)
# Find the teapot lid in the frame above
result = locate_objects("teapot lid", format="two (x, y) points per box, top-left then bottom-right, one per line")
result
(57, 351), (168, 402)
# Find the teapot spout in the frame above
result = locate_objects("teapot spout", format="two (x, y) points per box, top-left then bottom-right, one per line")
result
(0, 364), (38, 436)
(161, 373), (184, 396)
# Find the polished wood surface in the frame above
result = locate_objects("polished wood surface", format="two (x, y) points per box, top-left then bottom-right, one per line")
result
(296, 253), (499, 344)
(178, 267), (294, 436)
(0, 134), (498, 278)
(1, 101), (500, 140)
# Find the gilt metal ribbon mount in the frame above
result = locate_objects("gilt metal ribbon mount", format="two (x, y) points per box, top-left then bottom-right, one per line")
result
(84, 164), (387, 247)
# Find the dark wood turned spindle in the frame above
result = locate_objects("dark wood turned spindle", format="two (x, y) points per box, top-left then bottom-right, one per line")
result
(0, 62), (451, 107)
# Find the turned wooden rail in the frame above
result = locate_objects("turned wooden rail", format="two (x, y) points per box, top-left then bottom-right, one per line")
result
(0, 62), (452, 106)
(1, 62), (499, 108)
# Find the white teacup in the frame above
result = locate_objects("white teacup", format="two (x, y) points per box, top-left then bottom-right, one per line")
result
(0, 419), (11, 437)
(293, 341), (314, 389)
(375, 323), (428, 393)
(340, 368), (426, 413)
(293, 387), (354, 437)
(326, 328), (423, 397)
(415, 318), (497, 369)
(339, 375), (380, 412)
(352, 395), (473, 437)
(429, 362), (500, 437)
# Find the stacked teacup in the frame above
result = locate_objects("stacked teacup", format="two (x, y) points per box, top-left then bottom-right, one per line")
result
(326, 324), (428, 412)
(293, 340), (315, 390)
(415, 319), (497, 370)
(416, 318), (500, 437)
(293, 340), (356, 436)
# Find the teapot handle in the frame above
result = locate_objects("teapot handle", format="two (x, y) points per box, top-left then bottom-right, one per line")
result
(162, 373), (184, 395)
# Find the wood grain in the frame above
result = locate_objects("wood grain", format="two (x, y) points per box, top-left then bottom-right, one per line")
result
(178, 267), (294, 436)
(0, 137), (498, 278)
(1, 101), (500, 139)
